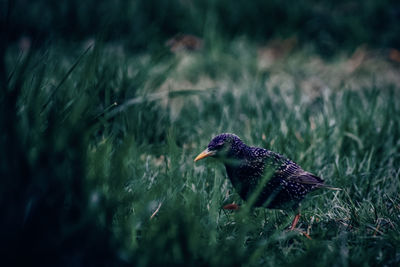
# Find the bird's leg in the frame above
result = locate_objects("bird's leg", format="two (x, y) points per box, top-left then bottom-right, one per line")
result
(290, 212), (301, 230)
(223, 203), (240, 210)
(288, 207), (312, 240)
(289, 205), (301, 230)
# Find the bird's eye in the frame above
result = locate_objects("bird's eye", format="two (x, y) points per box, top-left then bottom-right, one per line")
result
(215, 142), (224, 149)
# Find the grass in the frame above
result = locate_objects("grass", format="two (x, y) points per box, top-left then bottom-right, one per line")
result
(1, 38), (400, 266)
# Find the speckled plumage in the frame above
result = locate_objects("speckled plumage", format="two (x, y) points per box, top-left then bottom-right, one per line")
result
(201, 133), (324, 210)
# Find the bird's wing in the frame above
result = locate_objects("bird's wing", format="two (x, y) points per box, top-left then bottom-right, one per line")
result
(276, 160), (324, 187)
(258, 149), (327, 187)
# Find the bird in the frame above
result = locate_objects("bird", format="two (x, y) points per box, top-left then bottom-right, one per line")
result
(194, 133), (332, 232)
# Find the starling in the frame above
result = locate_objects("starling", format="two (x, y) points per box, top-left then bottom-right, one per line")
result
(194, 133), (329, 230)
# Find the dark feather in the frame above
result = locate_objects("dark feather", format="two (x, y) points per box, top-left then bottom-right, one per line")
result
(199, 133), (338, 210)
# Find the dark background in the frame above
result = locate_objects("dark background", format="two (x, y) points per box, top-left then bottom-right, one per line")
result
(4, 0), (400, 54)
(1, 1), (400, 266)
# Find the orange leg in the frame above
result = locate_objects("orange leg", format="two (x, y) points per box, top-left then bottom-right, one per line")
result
(223, 203), (240, 210)
(290, 212), (301, 230)
(289, 212), (312, 240)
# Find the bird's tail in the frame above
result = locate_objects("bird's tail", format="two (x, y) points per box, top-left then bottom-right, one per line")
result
(298, 173), (341, 190)
(317, 184), (342, 190)
(307, 173), (342, 190)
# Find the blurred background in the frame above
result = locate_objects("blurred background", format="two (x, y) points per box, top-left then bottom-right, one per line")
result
(1, 0), (400, 266)
(4, 0), (400, 54)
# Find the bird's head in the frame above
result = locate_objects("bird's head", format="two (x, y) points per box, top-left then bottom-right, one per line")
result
(194, 133), (243, 162)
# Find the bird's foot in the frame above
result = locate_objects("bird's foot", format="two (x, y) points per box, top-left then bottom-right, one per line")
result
(293, 229), (312, 240)
(287, 212), (312, 239)
(222, 203), (240, 210)
(286, 227), (312, 240)
(289, 213), (301, 230)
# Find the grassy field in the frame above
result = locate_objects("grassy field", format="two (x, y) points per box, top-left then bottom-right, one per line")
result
(2, 38), (400, 266)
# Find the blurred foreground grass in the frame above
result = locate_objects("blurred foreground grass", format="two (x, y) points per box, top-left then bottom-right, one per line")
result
(1, 39), (400, 266)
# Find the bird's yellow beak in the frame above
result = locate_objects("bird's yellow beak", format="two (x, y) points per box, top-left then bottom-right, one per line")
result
(194, 148), (216, 162)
